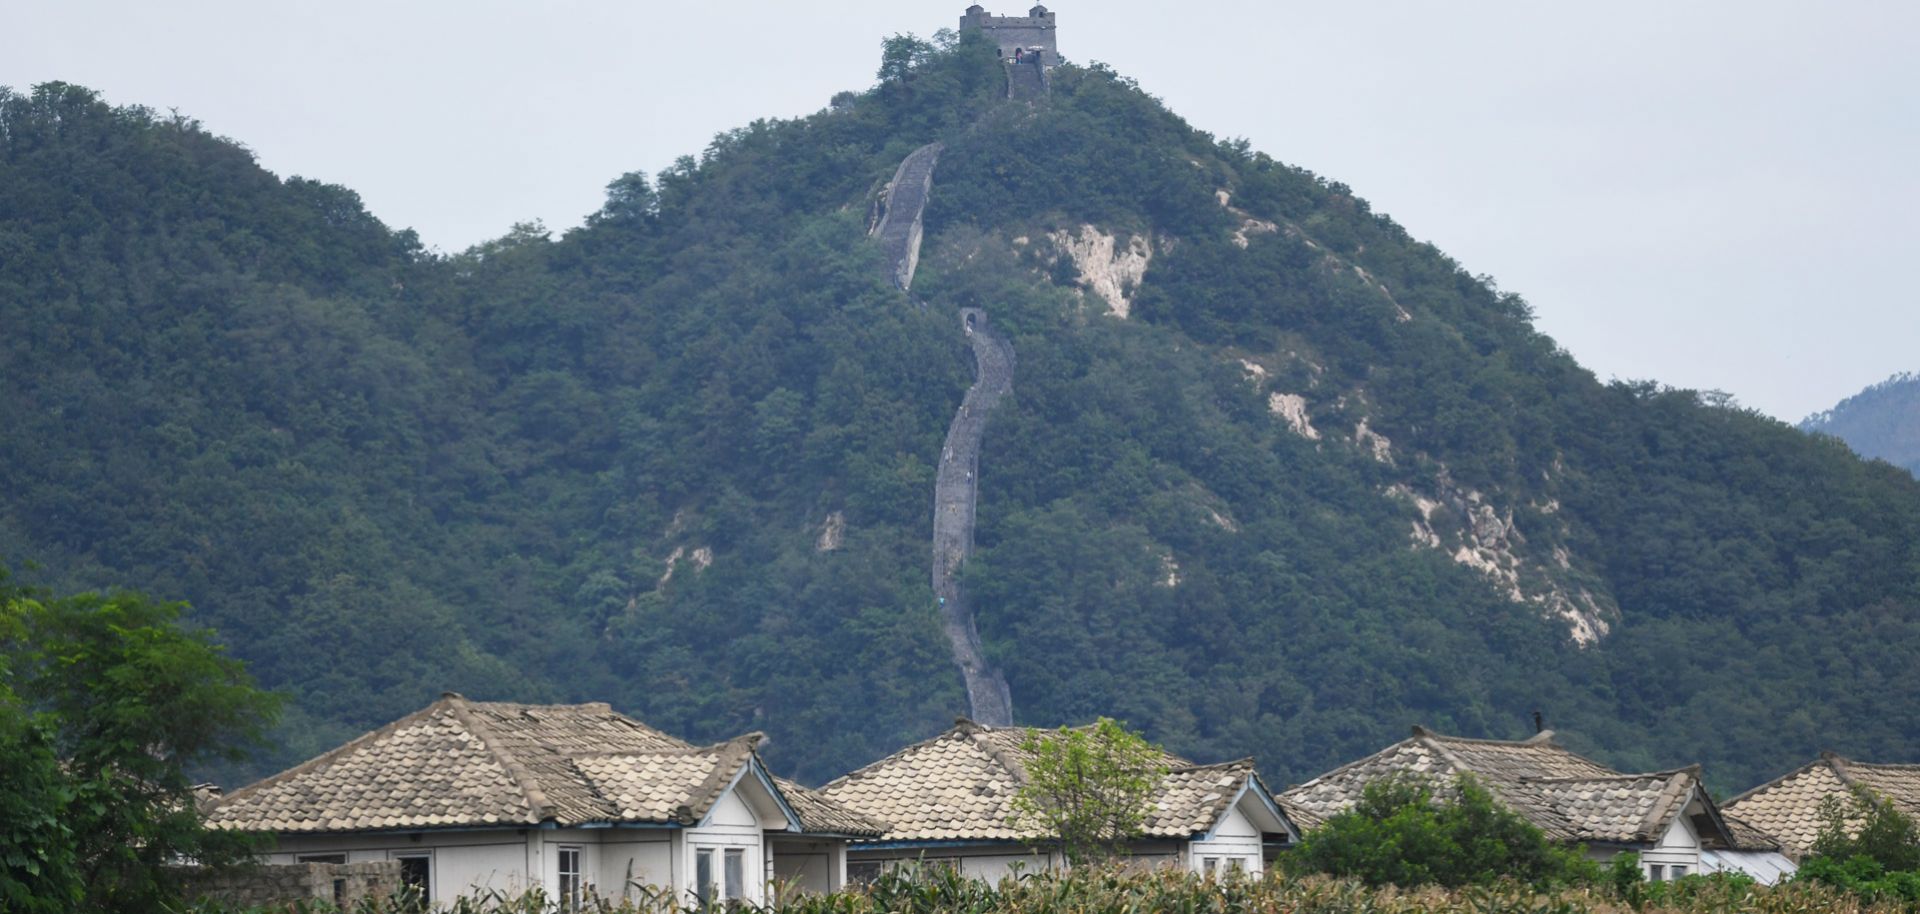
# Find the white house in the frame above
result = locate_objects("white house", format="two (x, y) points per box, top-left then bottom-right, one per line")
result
(1279, 726), (1791, 884)
(206, 694), (883, 907)
(818, 719), (1298, 882)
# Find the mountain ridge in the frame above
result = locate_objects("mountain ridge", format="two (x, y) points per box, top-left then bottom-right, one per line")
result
(1803, 373), (1920, 477)
(4, 35), (1918, 795)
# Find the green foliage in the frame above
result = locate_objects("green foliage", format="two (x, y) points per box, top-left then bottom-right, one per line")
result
(1799, 785), (1920, 903)
(0, 566), (279, 912)
(1288, 775), (1598, 889)
(1812, 786), (1920, 872)
(1007, 718), (1169, 864)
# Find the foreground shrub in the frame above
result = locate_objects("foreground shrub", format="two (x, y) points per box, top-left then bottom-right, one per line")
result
(1285, 774), (1598, 889)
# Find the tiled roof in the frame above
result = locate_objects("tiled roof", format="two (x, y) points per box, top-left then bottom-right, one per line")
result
(1723, 753), (1920, 859)
(820, 719), (1284, 842)
(776, 777), (889, 837)
(208, 693), (879, 837)
(1279, 727), (1749, 848)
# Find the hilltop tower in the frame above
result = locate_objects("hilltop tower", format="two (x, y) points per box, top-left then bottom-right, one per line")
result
(959, 4), (1059, 67)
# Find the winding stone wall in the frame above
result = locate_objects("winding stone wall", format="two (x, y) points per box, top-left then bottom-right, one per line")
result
(931, 308), (1016, 725)
(870, 142), (943, 291)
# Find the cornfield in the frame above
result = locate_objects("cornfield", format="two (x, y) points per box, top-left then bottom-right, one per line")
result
(186, 865), (1915, 914)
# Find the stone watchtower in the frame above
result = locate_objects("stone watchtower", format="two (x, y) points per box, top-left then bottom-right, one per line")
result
(959, 4), (1059, 67)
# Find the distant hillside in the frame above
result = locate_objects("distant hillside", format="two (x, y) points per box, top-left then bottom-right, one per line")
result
(5, 33), (1920, 797)
(1803, 373), (1920, 476)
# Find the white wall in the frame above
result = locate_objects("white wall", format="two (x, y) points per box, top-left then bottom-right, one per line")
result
(1640, 809), (1703, 879)
(683, 787), (768, 905)
(1187, 800), (1264, 877)
(770, 836), (848, 894)
(593, 831), (676, 900)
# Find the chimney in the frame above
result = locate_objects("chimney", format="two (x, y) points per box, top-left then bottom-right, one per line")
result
(1532, 710), (1545, 733)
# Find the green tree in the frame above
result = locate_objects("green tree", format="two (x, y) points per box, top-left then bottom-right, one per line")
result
(877, 34), (935, 84)
(0, 568), (280, 912)
(1008, 718), (1169, 865)
(1287, 775), (1596, 889)
(1799, 782), (1920, 904)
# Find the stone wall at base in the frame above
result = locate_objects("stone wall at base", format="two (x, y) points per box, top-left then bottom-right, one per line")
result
(176, 861), (402, 909)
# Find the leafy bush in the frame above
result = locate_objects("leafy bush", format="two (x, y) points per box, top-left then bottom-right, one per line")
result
(1286, 774), (1598, 889)
(1797, 785), (1920, 904)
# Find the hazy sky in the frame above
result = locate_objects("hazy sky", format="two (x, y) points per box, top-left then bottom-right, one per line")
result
(8, 1), (1916, 421)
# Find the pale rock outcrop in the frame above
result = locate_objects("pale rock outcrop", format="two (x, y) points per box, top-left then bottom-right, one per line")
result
(816, 511), (846, 552)
(1389, 479), (1613, 645)
(1270, 393), (1321, 440)
(1049, 225), (1152, 318)
(658, 545), (714, 586)
(1215, 188), (1277, 249)
(1354, 419), (1394, 464)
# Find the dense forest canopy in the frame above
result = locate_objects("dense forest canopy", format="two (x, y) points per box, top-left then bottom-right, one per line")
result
(1804, 374), (1920, 478)
(4, 32), (1919, 795)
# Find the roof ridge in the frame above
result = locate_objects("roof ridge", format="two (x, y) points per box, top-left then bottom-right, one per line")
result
(970, 723), (1032, 784)
(821, 720), (979, 790)
(1523, 765), (1701, 784)
(1171, 757), (1255, 775)
(445, 692), (557, 823)
(1824, 751), (1861, 788)
(1283, 734), (1430, 792)
(1835, 757), (1920, 772)
(681, 732), (765, 823)
(1417, 726), (1564, 749)
(1631, 767), (1699, 841)
(214, 695), (452, 811)
(1412, 726), (1475, 774)
(1722, 757), (1828, 807)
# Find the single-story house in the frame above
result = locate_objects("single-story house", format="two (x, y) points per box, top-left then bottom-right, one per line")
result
(206, 693), (883, 907)
(818, 718), (1299, 882)
(1278, 726), (1793, 884)
(1723, 751), (1920, 863)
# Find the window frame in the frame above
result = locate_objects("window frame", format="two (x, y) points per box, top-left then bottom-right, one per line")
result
(722, 847), (746, 901)
(394, 851), (433, 903)
(696, 848), (716, 905)
(558, 845), (584, 909)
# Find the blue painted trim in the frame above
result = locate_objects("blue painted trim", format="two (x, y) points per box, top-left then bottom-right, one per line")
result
(1197, 778), (1298, 842)
(697, 755), (805, 833)
(850, 839), (1028, 851)
(748, 757), (807, 833)
(575, 821), (683, 830)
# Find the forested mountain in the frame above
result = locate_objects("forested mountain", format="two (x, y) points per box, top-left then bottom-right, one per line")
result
(5, 33), (1919, 796)
(1803, 374), (1920, 477)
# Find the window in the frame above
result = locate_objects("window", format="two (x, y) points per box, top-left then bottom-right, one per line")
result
(1647, 863), (1665, 882)
(558, 846), (583, 909)
(696, 849), (716, 905)
(847, 860), (883, 885)
(1202, 856), (1220, 876)
(723, 848), (746, 901)
(1228, 858), (1246, 875)
(1670, 864), (1688, 879)
(296, 853), (346, 864)
(396, 853), (432, 903)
